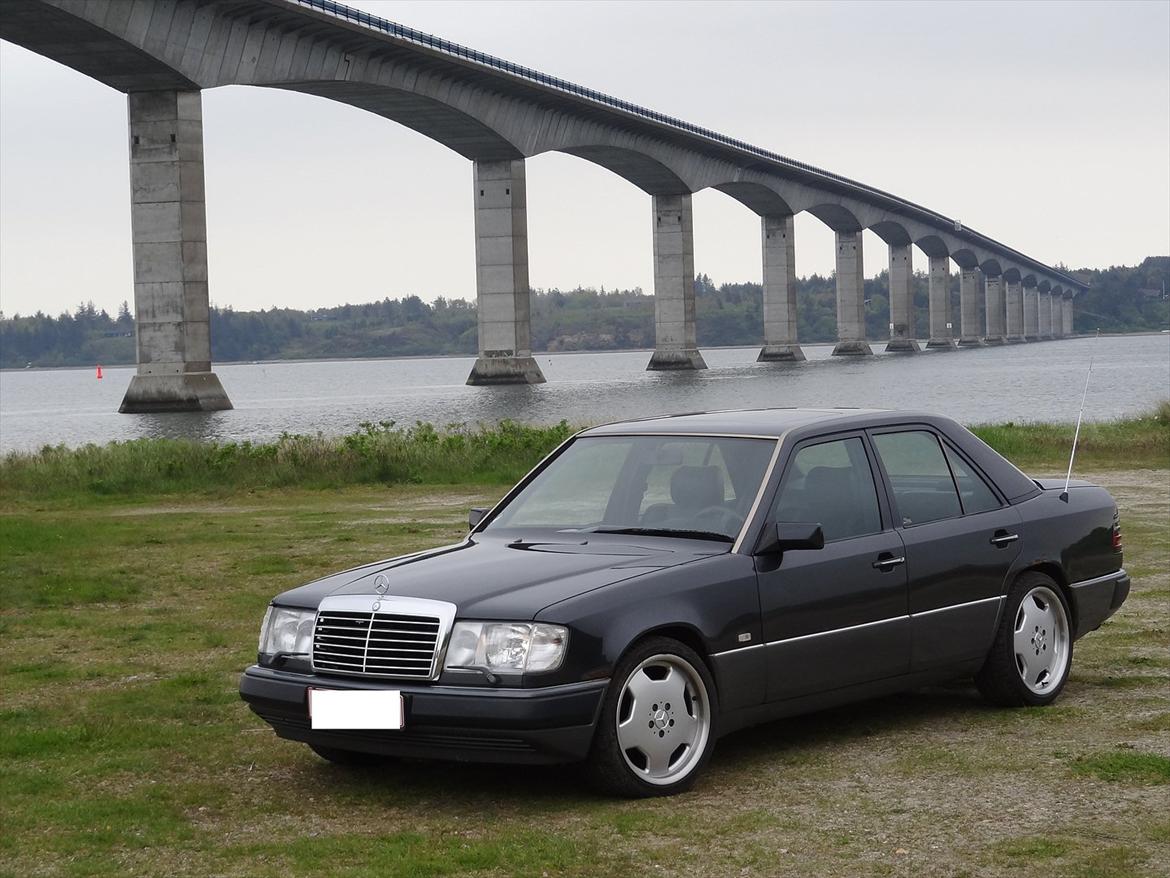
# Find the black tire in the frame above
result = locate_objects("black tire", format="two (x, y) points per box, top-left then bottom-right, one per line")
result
(976, 571), (1074, 707)
(309, 744), (395, 767)
(586, 636), (718, 798)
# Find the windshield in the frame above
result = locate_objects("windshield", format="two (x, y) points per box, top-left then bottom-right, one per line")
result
(487, 435), (777, 540)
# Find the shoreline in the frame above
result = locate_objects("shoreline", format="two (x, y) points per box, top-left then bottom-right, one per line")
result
(6, 330), (1165, 375)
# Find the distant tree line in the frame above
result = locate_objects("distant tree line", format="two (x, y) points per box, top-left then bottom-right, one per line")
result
(1, 256), (1165, 369)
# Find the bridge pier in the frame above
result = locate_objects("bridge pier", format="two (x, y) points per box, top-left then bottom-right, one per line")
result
(1038, 291), (1053, 339)
(983, 275), (1006, 344)
(1063, 297), (1075, 336)
(831, 230), (872, 356)
(647, 194), (706, 370)
(925, 255), (956, 350)
(885, 243), (920, 352)
(119, 90), (231, 414)
(758, 215), (804, 361)
(466, 160), (545, 385)
(1023, 287), (1040, 340)
(958, 268), (985, 346)
(1004, 280), (1025, 342)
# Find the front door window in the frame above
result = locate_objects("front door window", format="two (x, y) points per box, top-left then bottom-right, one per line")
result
(771, 436), (882, 541)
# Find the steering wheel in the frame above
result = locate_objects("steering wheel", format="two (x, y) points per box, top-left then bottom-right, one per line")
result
(693, 505), (744, 536)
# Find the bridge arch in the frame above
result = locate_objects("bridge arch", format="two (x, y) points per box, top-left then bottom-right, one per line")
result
(980, 257), (1005, 277)
(554, 146), (690, 195)
(269, 81), (523, 161)
(950, 247), (980, 270)
(805, 202), (863, 232)
(710, 182), (794, 217)
(914, 234), (950, 258)
(868, 220), (913, 247)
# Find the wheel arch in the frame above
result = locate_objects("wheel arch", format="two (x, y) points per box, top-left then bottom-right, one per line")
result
(1016, 562), (1076, 631)
(629, 624), (716, 678)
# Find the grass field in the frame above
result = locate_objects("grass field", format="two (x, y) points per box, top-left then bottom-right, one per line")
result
(1, 455), (1168, 876)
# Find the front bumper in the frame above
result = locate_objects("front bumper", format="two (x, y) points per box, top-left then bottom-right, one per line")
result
(1068, 568), (1130, 639)
(239, 665), (608, 764)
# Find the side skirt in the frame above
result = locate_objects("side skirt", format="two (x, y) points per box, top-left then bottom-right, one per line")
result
(716, 661), (984, 738)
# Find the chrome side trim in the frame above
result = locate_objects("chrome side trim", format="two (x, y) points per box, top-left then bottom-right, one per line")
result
(712, 596), (1013, 659)
(909, 595), (1004, 618)
(763, 614), (908, 646)
(1069, 569), (1128, 588)
(711, 642), (765, 659)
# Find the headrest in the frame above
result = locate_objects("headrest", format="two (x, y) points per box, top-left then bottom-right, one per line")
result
(804, 465), (852, 497)
(670, 466), (724, 511)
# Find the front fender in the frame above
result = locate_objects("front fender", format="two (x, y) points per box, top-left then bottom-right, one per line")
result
(536, 553), (764, 712)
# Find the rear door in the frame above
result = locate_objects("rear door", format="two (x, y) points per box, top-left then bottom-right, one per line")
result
(869, 428), (1023, 671)
(756, 433), (910, 702)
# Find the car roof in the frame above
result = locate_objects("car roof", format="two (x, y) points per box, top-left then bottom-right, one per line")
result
(583, 407), (897, 438)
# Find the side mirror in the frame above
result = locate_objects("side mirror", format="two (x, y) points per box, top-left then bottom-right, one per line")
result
(468, 507), (489, 530)
(755, 522), (825, 555)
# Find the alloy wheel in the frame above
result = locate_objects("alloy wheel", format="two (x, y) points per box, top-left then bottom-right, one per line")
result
(615, 653), (711, 786)
(1012, 585), (1071, 695)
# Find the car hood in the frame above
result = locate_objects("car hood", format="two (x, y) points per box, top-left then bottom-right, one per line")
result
(272, 533), (725, 619)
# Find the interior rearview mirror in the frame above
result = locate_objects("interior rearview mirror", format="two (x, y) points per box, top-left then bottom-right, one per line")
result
(468, 507), (489, 530)
(755, 521), (825, 555)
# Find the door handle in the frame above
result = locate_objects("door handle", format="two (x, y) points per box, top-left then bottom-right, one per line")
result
(990, 531), (1020, 547)
(872, 553), (905, 571)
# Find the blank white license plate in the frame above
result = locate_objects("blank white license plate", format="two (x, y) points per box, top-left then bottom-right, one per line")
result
(309, 688), (404, 730)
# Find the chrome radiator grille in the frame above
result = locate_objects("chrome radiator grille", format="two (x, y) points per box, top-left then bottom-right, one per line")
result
(313, 610), (441, 679)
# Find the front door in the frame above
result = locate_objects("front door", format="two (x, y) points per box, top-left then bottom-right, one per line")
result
(756, 434), (910, 702)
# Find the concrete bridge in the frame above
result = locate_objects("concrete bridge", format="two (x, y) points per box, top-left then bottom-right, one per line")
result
(1, 0), (1086, 412)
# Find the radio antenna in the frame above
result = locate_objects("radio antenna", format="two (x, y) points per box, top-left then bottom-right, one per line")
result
(1061, 328), (1101, 502)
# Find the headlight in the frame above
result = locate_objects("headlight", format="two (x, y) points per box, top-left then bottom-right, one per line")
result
(443, 622), (568, 674)
(258, 605), (316, 657)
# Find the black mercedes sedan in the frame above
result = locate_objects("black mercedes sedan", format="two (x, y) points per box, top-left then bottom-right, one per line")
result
(240, 409), (1130, 796)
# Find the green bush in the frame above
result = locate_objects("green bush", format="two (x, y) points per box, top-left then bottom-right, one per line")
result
(0, 420), (574, 498)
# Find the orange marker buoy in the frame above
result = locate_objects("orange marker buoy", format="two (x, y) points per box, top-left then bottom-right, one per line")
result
(96, 365), (103, 379)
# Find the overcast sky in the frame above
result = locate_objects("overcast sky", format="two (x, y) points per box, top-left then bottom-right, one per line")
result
(1, 0), (1168, 318)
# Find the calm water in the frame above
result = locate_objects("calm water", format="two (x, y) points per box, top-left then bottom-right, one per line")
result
(0, 335), (1167, 454)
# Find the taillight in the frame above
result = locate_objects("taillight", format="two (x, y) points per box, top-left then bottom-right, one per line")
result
(1112, 513), (1122, 551)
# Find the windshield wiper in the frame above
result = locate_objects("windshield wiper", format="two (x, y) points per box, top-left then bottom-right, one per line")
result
(591, 527), (734, 543)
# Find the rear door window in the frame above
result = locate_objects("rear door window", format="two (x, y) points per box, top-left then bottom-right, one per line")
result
(872, 431), (962, 526)
(943, 443), (1002, 515)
